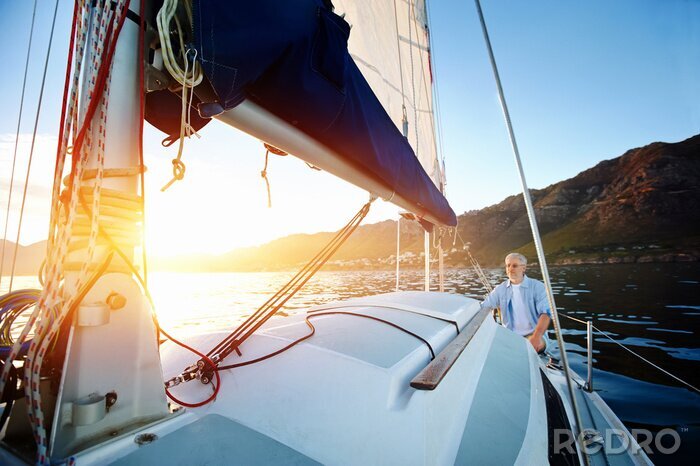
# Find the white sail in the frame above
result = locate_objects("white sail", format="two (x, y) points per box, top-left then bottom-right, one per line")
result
(334, 0), (444, 192)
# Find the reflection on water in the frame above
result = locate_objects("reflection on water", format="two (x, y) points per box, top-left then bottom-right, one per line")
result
(4, 263), (699, 463)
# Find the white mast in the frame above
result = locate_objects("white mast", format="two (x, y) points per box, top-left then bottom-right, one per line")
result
(46, 1), (169, 459)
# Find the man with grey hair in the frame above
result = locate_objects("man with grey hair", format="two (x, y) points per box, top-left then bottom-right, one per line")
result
(481, 253), (551, 352)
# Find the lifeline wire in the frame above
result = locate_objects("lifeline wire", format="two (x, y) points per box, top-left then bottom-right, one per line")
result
(473, 1), (589, 464)
(558, 312), (700, 394)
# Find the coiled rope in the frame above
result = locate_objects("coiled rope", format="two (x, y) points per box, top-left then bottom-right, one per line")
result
(157, 0), (201, 191)
(0, 289), (40, 357)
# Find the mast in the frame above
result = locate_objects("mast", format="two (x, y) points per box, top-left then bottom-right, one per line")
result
(44, 0), (169, 459)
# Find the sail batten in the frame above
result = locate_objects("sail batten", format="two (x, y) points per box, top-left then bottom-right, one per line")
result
(188, 0), (455, 226)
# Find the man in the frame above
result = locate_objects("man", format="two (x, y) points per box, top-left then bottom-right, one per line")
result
(481, 253), (551, 353)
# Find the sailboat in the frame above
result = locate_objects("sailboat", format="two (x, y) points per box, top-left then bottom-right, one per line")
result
(0, 0), (654, 464)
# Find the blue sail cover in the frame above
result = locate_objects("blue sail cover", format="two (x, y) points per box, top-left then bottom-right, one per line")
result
(192, 0), (456, 226)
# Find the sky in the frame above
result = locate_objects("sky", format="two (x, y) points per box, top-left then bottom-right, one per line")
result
(0, 0), (698, 257)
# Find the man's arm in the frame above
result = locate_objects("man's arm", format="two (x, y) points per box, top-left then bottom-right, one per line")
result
(528, 314), (551, 352)
(480, 282), (502, 310)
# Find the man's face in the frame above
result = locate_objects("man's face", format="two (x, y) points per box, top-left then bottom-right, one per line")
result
(506, 258), (526, 284)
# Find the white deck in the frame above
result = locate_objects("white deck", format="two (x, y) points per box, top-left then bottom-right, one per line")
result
(154, 292), (548, 465)
(1, 292), (652, 465)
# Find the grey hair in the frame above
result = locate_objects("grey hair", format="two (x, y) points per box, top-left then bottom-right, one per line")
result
(505, 252), (527, 265)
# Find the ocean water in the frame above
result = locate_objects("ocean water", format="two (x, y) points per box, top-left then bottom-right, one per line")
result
(4, 263), (699, 463)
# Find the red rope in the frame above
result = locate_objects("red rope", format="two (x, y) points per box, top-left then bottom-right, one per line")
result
(161, 327), (221, 408)
(53, 0), (79, 182)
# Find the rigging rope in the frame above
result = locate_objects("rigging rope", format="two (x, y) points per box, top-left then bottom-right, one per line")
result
(158, 0), (201, 191)
(165, 198), (375, 393)
(0, 289), (40, 355)
(156, 0), (202, 87)
(450, 225), (493, 297)
(0, 2), (211, 458)
(0, 2), (131, 463)
(214, 310), (436, 372)
(138, 0), (148, 288)
(473, 1), (588, 463)
(0, 0), (38, 290)
(261, 149), (272, 208)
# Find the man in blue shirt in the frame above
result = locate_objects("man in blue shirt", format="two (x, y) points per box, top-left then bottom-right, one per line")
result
(481, 253), (551, 352)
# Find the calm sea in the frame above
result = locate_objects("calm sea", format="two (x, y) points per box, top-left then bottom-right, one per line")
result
(4, 263), (699, 464)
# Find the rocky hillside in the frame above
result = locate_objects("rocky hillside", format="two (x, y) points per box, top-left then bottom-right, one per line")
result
(0, 240), (46, 277)
(457, 134), (700, 265)
(156, 133), (700, 270)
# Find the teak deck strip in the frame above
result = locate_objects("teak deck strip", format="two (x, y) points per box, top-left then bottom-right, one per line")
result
(410, 306), (491, 390)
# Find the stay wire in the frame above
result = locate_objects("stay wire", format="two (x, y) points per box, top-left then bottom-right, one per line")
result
(206, 201), (373, 363)
(473, 1), (588, 463)
(392, 0), (406, 110)
(425, 0), (447, 189)
(0, 0), (38, 289)
(7, 0), (59, 293)
(208, 204), (368, 360)
(410, 1), (443, 188)
(205, 202), (368, 355)
(224, 201), (369, 350)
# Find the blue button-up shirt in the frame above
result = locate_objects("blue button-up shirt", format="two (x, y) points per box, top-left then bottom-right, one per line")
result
(480, 275), (551, 333)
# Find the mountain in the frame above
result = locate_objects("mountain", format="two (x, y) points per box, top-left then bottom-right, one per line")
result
(457, 134), (700, 265)
(0, 239), (46, 277)
(158, 134), (700, 271)
(5, 135), (699, 274)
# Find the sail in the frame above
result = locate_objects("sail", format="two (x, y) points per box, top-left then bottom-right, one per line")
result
(187, 0), (456, 226)
(333, 0), (443, 191)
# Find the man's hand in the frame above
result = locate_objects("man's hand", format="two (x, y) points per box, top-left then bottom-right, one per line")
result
(528, 314), (551, 353)
(528, 334), (545, 353)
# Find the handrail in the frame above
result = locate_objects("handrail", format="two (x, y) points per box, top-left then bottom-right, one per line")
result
(410, 306), (491, 390)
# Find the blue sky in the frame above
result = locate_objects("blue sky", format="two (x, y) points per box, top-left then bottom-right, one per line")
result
(0, 0), (698, 255)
